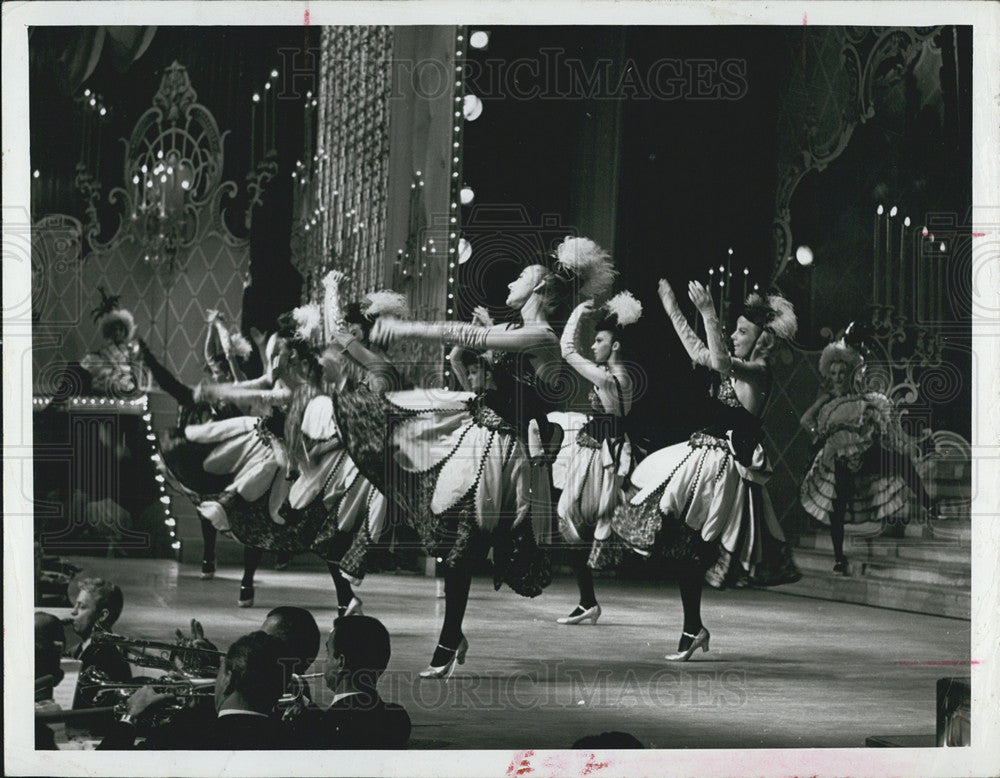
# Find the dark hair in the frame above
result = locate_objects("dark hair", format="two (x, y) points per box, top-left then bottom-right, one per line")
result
(275, 312), (298, 340)
(264, 606), (321, 676)
(571, 731), (645, 749)
(224, 631), (286, 712)
(285, 337), (323, 385)
(332, 616), (391, 676)
(459, 349), (492, 372)
(76, 578), (124, 627)
(343, 302), (374, 340)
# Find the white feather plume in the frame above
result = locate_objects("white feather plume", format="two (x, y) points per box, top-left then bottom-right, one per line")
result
(766, 295), (798, 341)
(293, 302), (323, 341)
(228, 332), (253, 359)
(604, 290), (643, 327)
(363, 289), (409, 320)
(554, 236), (617, 299)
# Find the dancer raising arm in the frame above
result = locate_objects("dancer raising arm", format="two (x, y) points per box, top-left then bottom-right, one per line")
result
(555, 292), (641, 625)
(333, 238), (614, 678)
(592, 279), (801, 662)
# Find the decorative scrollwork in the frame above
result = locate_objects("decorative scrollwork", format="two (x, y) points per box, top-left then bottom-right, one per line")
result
(74, 164), (102, 251)
(88, 61), (245, 270)
(245, 151), (279, 230)
(773, 27), (942, 281)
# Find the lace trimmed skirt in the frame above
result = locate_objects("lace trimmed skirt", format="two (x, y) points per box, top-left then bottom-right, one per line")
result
(590, 430), (800, 589)
(800, 437), (910, 527)
(331, 386), (552, 598)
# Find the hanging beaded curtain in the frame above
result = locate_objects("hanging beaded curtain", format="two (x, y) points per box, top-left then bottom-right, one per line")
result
(291, 26), (392, 312)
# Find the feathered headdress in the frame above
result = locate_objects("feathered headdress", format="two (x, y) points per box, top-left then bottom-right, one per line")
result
(292, 302), (323, 341)
(553, 237), (617, 300)
(362, 289), (409, 320)
(599, 290), (643, 329)
(227, 331), (253, 359)
(742, 292), (797, 341)
(819, 338), (864, 379)
(90, 287), (135, 341)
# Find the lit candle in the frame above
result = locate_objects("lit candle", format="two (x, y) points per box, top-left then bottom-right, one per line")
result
(885, 208), (894, 308)
(251, 99), (256, 168)
(874, 205), (883, 303)
(742, 267), (749, 302)
(899, 217), (909, 316)
(725, 250), (733, 324)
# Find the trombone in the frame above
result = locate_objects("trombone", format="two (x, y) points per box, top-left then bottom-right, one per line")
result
(91, 628), (224, 674)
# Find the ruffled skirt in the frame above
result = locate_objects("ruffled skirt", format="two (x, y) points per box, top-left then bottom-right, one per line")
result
(800, 439), (910, 527)
(331, 386), (552, 597)
(557, 430), (632, 549)
(590, 431), (800, 588)
(185, 418), (386, 579)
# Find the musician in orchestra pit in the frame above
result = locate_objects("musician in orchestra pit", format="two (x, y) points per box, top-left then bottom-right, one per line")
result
(174, 606), (321, 702)
(291, 615), (410, 750)
(97, 631), (289, 750)
(69, 578), (131, 712)
(35, 612), (67, 749)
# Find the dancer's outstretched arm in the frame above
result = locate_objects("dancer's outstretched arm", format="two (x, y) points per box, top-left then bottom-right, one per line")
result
(560, 300), (620, 389)
(658, 279), (713, 368)
(372, 318), (555, 354)
(196, 383), (292, 409)
(680, 280), (768, 387)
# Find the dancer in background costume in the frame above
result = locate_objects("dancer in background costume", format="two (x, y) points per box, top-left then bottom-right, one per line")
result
(140, 309), (252, 579)
(799, 339), (936, 573)
(593, 280), (801, 661)
(555, 292), (641, 625)
(331, 238), (614, 678)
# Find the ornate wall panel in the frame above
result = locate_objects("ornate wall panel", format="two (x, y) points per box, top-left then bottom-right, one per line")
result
(32, 63), (249, 391)
(771, 27), (941, 282)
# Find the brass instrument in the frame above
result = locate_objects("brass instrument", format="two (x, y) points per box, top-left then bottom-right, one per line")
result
(91, 628), (224, 674)
(78, 666), (217, 704)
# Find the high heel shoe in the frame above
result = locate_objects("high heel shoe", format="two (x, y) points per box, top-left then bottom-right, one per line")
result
(833, 558), (849, 575)
(665, 627), (710, 662)
(418, 636), (469, 680)
(338, 597), (364, 618)
(238, 585), (254, 608)
(200, 560), (216, 580)
(556, 604), (601, 625)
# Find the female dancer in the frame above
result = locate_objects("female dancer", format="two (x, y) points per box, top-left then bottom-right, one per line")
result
(143, 309), (254, 578)
(555, 292), (641, 625)
(799, 339), (935, 573)
(201, 330), (386, 615)
(593, 280), (801, 661)
(332, 237), (614, 678)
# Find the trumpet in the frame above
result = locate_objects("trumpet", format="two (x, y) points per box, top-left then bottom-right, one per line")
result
(78, 666), (217, 704)
(92, 628), (224, 674)
(78, 666), (217, 730)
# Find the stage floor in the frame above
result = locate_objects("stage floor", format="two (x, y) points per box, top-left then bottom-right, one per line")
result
(49, 557), (969, 750)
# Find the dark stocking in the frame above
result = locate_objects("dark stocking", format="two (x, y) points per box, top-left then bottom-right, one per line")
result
(831, 461), (850, 563)
(571, 549), (598, 609)
(430, 566), (472, 666)
(200, 518), (217, 563)
(677, 563), (704, 644)
(327, 562), (356, 609)
(242, 546), (264, 587)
